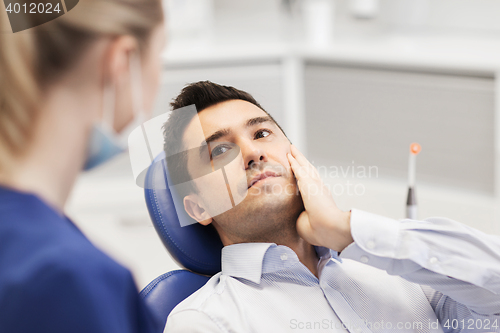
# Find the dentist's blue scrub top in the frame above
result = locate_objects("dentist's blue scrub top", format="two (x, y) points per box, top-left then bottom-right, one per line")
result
(0, 186), (162, 333)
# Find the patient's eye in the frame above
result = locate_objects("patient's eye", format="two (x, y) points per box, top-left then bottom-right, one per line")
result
(255, 129), (272, 139)
(211, 144), (232, 159)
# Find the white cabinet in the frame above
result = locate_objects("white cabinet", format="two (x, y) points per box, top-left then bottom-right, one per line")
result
(304, 63), (495, 194)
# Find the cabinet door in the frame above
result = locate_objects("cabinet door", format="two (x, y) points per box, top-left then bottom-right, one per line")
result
(305, 64), (495, 194)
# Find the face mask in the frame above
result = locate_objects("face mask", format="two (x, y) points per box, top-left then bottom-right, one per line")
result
(83, 53), (146, 171)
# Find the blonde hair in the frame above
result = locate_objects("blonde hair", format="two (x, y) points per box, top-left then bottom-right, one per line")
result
(0, 0), (163, 172)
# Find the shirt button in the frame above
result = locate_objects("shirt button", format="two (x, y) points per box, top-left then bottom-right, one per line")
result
(360, 255), (369, 263)
(280, 253), (288, 261)
(366, 240), (375, 249)
(429, 257), (438, 264)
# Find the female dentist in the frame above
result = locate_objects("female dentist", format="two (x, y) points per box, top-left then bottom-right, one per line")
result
(0, 0), (166, 332)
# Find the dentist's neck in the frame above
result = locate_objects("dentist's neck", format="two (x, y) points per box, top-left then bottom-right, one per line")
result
(0, 83), (98, 213)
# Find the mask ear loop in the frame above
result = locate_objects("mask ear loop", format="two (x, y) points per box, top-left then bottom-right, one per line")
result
(126, 50), (152, 158)
(101, 80), (116, 132)
(129, 51), (144, 119)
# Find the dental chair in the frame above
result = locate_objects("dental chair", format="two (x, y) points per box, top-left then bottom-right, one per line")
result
(139, 152), (223, 327)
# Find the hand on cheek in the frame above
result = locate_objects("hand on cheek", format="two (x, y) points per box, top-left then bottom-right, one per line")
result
(287, 145), (354, 252)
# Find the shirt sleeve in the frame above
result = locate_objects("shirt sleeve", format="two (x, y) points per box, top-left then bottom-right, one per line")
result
(164, 310), (226, 333)
(339, 209), (500, 332)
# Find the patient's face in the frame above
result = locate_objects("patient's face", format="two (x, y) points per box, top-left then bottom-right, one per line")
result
(183, 100), (304, 244)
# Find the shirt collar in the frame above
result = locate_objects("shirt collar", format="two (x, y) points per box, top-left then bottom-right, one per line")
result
(221, 243), (341, 284)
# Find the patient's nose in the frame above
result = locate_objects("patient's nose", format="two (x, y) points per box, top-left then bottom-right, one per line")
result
(242, 143), (268, 169)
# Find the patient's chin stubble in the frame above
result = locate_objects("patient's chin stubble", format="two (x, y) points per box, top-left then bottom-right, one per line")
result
(212, 179), (304, 244)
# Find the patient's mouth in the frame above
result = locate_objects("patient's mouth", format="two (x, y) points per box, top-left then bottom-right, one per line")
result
(248, 171), (280, 189)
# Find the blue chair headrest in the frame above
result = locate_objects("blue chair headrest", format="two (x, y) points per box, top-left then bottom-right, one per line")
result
(144, 152), (223, 276)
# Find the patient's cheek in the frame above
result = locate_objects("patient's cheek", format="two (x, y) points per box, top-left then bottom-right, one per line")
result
(194, 153), (248, 216)
(195, 177), (230, 216)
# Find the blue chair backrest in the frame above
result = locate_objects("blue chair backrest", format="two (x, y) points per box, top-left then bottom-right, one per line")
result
(139, 270), (210, 326)
(141, 152), (223, 326)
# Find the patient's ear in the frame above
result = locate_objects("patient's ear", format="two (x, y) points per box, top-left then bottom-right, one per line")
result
(183, 195), (213, 226)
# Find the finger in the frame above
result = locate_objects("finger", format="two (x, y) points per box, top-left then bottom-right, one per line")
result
(287, 153), (309, 183)
(288, 153), (307, 188)
(290, 145), (312, 168)
(290, 145), (319, 178)
(288, 153), (322, 189)
(288, 153), (319, 204)
(286, 153), (302, 178)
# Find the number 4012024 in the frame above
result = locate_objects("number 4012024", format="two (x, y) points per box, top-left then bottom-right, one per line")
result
(5, 2), (61, 14)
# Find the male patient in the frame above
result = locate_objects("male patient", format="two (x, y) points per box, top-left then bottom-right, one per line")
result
(162, 81), (500, 332)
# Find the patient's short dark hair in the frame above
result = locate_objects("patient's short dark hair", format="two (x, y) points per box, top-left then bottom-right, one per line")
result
(162, 81), (286, 194)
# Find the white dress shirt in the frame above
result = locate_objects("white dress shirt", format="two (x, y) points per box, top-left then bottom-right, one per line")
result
(164, 209), (500, 332)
